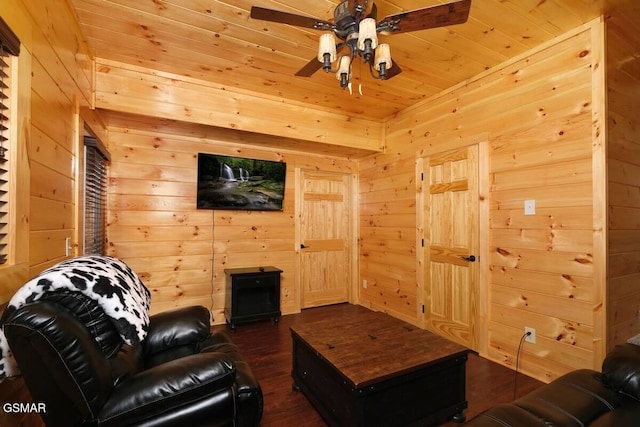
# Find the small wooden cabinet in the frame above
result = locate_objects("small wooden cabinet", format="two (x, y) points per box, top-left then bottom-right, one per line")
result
(224, 266), (282, 330)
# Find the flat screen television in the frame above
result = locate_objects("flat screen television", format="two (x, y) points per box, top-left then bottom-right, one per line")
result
(197, 153), (286, 211)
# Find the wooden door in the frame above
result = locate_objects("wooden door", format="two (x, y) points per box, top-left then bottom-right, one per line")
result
(299, 171), (351, 308)
(423, 145), (479, 349)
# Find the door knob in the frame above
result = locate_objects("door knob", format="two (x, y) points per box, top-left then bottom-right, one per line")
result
(461, 255), (476, 262)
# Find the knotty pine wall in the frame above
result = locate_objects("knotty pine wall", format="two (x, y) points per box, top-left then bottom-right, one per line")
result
(360, 22), (604, 382)
(104, 113), (357, 318)
(606, 10), (640, 348)
(0, 0), (95, 301)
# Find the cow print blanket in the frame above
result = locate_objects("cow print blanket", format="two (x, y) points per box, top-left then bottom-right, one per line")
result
(0, 255), (151, 379)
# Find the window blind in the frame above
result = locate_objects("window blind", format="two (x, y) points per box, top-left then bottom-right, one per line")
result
(0, 52), (8, 263)
(0, 18), (20, 265)
(84, 137), (109, 255)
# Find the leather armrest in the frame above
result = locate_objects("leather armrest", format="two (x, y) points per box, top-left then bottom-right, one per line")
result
(144, 306), (211, 356)
(601, 343), (640, 400)
(98, 353), (236, 425)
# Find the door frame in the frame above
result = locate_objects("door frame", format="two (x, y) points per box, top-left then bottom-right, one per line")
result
(416, 141), (489, 354)
(294, 168), (359, 312)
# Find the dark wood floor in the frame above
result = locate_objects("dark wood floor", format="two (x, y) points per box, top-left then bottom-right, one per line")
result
(0, 303), (543, 426)
(215, 303), (544, 426)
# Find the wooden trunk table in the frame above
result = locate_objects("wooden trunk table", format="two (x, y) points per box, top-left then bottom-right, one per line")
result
(290, 308), (469, 426)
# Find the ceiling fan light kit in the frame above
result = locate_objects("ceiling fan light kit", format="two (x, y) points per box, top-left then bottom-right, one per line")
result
(316, 3), (390, 89)
(250, 0), (471, 91)
(317, 28), (387, 87)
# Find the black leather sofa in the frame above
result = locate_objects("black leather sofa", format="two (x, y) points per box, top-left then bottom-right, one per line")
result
(465, 343), (640, 426)
(1, 290), (263, 427)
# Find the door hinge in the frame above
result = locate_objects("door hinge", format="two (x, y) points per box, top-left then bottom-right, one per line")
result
(421, 304), (425, 314)
(421, 172), (424, 181)
(421, 239), (425, 247)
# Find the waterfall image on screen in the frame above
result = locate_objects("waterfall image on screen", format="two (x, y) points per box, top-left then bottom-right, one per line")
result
(197, 153), (286, 211)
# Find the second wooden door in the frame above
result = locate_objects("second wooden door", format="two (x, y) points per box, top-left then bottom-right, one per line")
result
(423, 145), (480, 349)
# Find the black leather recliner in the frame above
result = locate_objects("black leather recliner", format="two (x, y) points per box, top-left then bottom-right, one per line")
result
(464, 343), (640, 426)
(1, 290), (263, 426)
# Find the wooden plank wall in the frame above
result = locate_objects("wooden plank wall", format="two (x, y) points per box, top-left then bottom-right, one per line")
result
(104, 113), (357, 319)
(0, 0), (93, 301)
(0, 4), (32, 302)
(606, 9), (640, 349)
(359, 22), (601, 382)
(24, 0), (92, 277)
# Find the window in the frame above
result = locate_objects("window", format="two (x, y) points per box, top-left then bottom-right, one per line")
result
(0, 18), (20, 266)
(84, 136), (110, 255)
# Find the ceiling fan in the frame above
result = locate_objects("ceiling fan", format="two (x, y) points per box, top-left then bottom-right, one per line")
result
(250, 0), (471, 90)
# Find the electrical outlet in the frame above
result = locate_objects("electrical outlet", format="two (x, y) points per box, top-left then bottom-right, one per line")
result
(65, 237), (71, 257)
(524, 326), (536, 344)
(363, 279), (368, 289)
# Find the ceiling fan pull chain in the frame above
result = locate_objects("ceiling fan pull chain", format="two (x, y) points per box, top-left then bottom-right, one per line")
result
(357, 58), (363, 96)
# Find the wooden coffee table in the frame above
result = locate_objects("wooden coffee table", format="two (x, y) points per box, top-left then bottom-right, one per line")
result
(291, 307), (469, 426)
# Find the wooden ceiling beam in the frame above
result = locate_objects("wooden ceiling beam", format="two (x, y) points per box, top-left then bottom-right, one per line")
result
(95, 59), (384, 154)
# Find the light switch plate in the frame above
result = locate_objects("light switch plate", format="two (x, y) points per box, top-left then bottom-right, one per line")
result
(524, 199), (536, 215)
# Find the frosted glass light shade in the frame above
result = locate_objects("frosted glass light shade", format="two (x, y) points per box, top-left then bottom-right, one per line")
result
(317, 33), (337, 62)
(336, 55), (351, 80)
(357, 18), (378, 51)
(374, 43), (393, 70)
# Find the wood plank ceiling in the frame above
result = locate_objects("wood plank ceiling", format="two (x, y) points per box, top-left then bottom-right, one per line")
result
(69, 0), (613, 121)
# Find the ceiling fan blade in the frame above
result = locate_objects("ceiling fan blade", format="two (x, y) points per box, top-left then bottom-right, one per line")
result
(250, 6), (335, 31)
(295, 43), (347, 77)
(385, 60), (403, 80)
(377, 0), (471, 34)
(347, 0), (375, 18)
(295, 58), (324, 77)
